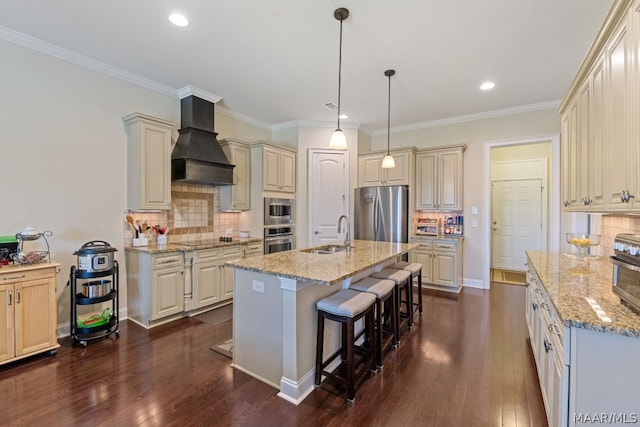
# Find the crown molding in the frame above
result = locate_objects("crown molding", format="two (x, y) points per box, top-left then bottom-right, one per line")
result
(178, 85), (222, 103)
(370, 100), (561, 136)
(0, 25), (178, 97)
(272, 120), (360, 132)
(215, 104), (272, 131)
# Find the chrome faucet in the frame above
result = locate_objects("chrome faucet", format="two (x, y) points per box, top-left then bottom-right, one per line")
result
(337, 215), (351, 251)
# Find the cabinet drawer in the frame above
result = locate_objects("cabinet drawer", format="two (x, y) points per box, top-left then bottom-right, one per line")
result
(153, 253), (183, 269)
(244, 244), (262, 258)
(0, 266), (55, 283)
(220, 245), (243, 259)
(434, 242), (456, 251)
(195, 248), (221, 263)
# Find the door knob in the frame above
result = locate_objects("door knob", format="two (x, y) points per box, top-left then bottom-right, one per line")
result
(314, 231), (319, 234)
(492, 227), (498, 231)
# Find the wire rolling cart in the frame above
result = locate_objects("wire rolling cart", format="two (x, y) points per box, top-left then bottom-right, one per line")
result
(68, 241), (120, 346)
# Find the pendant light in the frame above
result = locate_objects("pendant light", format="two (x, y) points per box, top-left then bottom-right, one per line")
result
(381, 69), (396, 168)
(329, 7), (349, 149)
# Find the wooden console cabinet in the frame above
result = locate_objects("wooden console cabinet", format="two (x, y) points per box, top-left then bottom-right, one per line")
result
(0, 263), (59, 366)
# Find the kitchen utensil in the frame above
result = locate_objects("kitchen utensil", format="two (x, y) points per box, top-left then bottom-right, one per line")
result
(81, 279), (112, 298)
(126, 215), (136, 229)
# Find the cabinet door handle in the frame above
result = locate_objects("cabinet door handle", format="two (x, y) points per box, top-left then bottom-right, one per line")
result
(7, 290), (11, 306)
(16, 289), (21, 304)
(532, 302), (538, 311)
(548, 323), (561, 336)
(3, 275), (26, 281)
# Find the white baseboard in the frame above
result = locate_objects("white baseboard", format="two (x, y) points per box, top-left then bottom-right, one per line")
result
(464, 278), (486, 289)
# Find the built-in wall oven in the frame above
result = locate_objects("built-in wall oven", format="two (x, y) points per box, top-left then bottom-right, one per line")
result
(611, 233), (640, 312)
(264, 197), (294, 225)
(264, 226), (294, 254)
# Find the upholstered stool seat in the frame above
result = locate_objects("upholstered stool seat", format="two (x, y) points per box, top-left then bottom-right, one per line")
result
(389, 261), (423, 315)
(315, 288), (377, 404)
(370, 268), (413, 337)
(349, 277), (397, 370)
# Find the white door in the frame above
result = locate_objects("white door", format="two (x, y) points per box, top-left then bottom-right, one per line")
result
(491, 179), (543, 271)
(309, 150), (348, 246)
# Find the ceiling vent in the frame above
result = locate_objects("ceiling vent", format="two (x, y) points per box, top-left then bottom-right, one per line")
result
(323, 102), (338, 110)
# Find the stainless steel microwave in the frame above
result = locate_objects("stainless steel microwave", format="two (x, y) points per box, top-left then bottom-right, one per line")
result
(264, 197), (294, 225)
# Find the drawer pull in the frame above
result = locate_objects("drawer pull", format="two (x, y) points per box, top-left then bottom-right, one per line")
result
(158, 260), (177, 265)
(548, 323), (562, 336)
(543, 337), (553, 353)
(3, 275), (26, 281)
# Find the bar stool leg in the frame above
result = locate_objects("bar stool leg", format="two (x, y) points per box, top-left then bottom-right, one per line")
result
(417, 270), (423, 314)
(315, 310), (324, 387)
(346, 317), (355, 403)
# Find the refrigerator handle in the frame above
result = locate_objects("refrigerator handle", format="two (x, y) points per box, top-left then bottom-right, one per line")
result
(372, 195), (378, 238)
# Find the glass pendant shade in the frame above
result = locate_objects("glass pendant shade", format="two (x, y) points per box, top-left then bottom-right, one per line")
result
(381, 154), (396, 168)
(329, 129), (347, 149)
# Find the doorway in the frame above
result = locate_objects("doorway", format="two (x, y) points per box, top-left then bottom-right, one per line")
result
(484, 139), (558, 288)
(491, 178), (545, 272)
(308, 149), (349, 246)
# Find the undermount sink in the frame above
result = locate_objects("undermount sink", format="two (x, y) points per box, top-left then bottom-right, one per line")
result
(300, 244), (352, 254)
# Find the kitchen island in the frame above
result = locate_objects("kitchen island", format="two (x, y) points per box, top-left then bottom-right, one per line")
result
(226, 239), (417, 405)
(525, 251), (640, 426)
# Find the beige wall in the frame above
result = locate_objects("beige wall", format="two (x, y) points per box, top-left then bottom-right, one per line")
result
(368, 109), (562, 287)
(0, 40), (268, 333)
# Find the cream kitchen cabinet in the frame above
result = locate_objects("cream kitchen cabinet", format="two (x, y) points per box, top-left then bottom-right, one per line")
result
(243, 242), (263, 258)
(192, 245), (243, 309)
(415, 145), (465, 211)
(219, 138), (251, 211)
(0, 264), (59, 366)
(357, 149), (413, 187)
(252, 141), (296, 193)
(125, 250), (185, 328)
(409, 238), (463, 293)
(559, 0), (640, 212)
(123, 113), (175, 211)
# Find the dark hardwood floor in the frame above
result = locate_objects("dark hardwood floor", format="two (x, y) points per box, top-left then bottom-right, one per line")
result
(0, 283), (547, 427)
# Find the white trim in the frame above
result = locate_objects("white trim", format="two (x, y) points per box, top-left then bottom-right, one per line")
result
(279, 276), (311, 292)
(463, 278), (485, 289)
(0, 25), (178, 97)
(214, 104), (273, 131)
(371, 100), (561, 136)
(177, 85), (222, 103)
(482, 134), (560, 289)
(278, 371), (315, 405)
(273, 120), (360, 132)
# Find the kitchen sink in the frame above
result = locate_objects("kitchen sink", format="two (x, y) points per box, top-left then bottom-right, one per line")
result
(300, 244), (352, 254)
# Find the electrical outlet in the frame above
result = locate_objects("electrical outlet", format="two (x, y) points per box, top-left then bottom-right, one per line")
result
(471, 207), (478, 215)
(252, 280), (264, 293)
(225, 228), (233, 235)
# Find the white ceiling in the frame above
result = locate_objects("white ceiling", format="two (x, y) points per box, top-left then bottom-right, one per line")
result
(0, 0), (613, 134)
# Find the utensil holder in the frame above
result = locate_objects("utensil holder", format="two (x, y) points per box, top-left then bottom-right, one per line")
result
(132, 237), (148, 247)
(157, 235), (167, 245)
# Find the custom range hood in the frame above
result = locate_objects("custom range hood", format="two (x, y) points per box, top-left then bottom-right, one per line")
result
(171, 95), (234, 185)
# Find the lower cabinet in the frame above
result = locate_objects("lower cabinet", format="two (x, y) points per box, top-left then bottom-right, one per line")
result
(410, 238), (463, 292)
(192, 245), (242, 309)
(0, 264), (59, 366)
(126, 250), (185, 328)
(125, 242), (257, 328)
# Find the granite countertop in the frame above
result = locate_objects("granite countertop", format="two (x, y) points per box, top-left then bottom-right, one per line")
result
(526, 250), (640, 338)
(227, 239), (418, 286)
(124, 237), (263, 254)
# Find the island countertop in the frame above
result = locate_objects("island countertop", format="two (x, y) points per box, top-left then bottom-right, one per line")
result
(526, 250), (640, 338)
(227, 239), (418, 286)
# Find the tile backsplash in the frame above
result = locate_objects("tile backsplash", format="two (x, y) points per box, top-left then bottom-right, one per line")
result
(600, 214), (640, 254)
(124, 183), (239, 245)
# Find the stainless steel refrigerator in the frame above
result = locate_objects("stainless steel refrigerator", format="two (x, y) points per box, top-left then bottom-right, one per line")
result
(354, 185), (409, 243)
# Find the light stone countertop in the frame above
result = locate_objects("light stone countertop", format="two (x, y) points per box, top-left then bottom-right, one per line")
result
(526, 250), (640, 338)
(124, 238), (263, 255)
(227, 239), (418, 286)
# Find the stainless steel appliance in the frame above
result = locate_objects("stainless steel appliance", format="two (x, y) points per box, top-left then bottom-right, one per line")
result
(264, 226), (294, 254)
(74, 240), (117, 274)
(611, 233), (640, 312)
(354, 185), (409, 243)
(264, 197), (294, 225)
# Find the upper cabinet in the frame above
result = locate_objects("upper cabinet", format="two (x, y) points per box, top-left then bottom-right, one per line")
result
(123, 113), (175, 211)
(251, 141), (296, 194)
(219, 138), (251, 211)
(415, 145), (465, 211)
(358, 149), (413, 187)
(559, 0), (639, 212)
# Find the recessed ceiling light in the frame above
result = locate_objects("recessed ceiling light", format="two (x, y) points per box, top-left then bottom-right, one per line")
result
(169, 13), (189, 27)
(480, 81), (495, 91)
